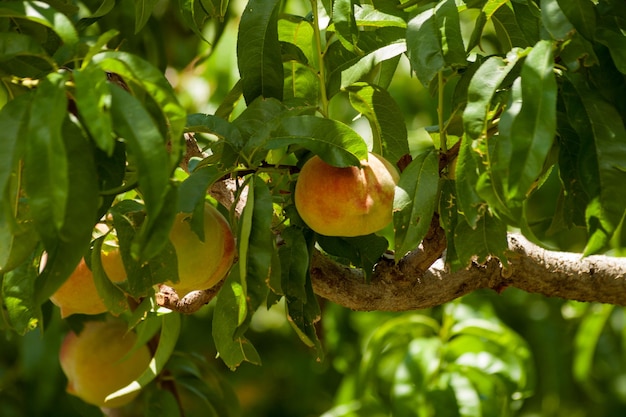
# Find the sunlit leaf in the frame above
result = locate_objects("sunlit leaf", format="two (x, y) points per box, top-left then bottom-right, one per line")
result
(346, 82), (409, 165)
(91, 236), (129, 316)
(393, 149), (439, 260)
(1, 255), (40, 334)
(106, 313), (181, 402)
(406, 0), (466, 86)
(540, 0), (574, 40)
(268, 115), (368, 167)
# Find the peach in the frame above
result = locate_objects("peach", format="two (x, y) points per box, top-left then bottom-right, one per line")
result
(165, 202), (236, 296)
(50, 249), (126, 318)
(294, 153), (399, 237)
(59, 320), (151, 408)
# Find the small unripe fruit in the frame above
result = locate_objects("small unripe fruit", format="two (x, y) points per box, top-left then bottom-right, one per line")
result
(59, 320), (151, 408)
(294, 153), (399, 237)
(165, 203), (236, 296)
(50, 249), (126, 318)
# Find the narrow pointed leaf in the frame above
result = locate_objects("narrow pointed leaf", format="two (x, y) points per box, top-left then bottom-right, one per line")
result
(135, 0), (159, 33)
(34, 119), (100, 304)
(406, 0), (466, 87)
(237, 0), (283, 104)
(463, 55), (520, 140)
(91, 236), (129, 316)
(541, 0), (574, 41)
(23, 72), (69, 241)
(393, 150), (439, 260)
(74, 66), (115, 155)
(504, 40), (557, 200)
(0, 1), (78, 48)
(346, 82), (409, 165)
(566, 74), (626, 254)
(333, 0), (360, 53)
(106, 313), (181, 402)
(269, 115), (368, 167)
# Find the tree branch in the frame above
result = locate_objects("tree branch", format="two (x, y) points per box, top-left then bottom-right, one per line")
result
(311, 233), (626, 311)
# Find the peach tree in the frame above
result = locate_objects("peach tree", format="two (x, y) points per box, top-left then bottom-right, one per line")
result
(1, 0), (626, 416)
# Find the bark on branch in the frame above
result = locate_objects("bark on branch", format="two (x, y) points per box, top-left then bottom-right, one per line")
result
(311, 233), (626, 311)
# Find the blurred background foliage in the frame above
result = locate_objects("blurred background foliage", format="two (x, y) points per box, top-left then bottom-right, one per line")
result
(1, 0), (625, 416)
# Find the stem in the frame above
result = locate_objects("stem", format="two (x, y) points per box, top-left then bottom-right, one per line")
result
(310, 0), (329, 117)
(437, 70), (447, 154)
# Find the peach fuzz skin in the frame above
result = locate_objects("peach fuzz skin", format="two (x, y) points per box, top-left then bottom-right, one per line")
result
(50, 250), (126, 318)
(294, 153), (399, 237)
(59, 320), (151, 408)
(165, 203), (236, 296)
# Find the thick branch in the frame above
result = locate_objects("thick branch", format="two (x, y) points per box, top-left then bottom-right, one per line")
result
(311, 234), (626, 311)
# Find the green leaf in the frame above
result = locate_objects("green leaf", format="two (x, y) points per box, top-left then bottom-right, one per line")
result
(454, 210), (508, 267)
(556, 0), (596, 40)
(178, 0), (211, 41)
(501, 40), (557, 200)
(285, 271), (323, 358)
(91, 236), (129, 316)
(463, 54), (521, 140)
(492, 3), (532, 50)
(34, 118), (100, 305)
(76, 0), (116, 31)
(391, 338), (443, 415)
(393, 149), (439, 260)
(467, 0), (513, 52)
(106, 312), (181, 403)
(110, 201), (179, 298)
(213, 267), (262, 370)
(237, 176), (272, 321)
(186, 113), (243, 150)
(339, 41), (406, 89)
(566, 74), (626, 254)
(1, 256), (40, 334)
(178, 165), (226, 213)
(73, 65), (115, 156)
(269, 115), (368, 167)
(0, 32), (54, 68)
(540, 0), (574, 41)
(354, 3), (407, 29)
(0, 198), (38, 274)
(333, 0), (360, 53)
(109, 85), (173, 260)
(595, 22), (626, 74)
(134, 0), (159, 33)
(145, 388), (182, 417)
(278, 226), (309, 301)
(237, 0), (284, 104)
(406, 0), (466, 87)
(346, 82), (409, 165)
(455, 136), (483, 228)
(23, 72), (69, 241)
(573, 304), (614, 400)
(317, 233), (389, 279)
(0, 1), (78, 50)
(0, 93), (32, 202)
(511, 0), (541, 46)
(92, 51), (187, 161)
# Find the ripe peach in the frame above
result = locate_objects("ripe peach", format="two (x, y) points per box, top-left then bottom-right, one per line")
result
(50, 249), (126, 318)
(294, 153), (399, 237)
(59, 320), (151, 408)
(165, 203), (236, 296)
